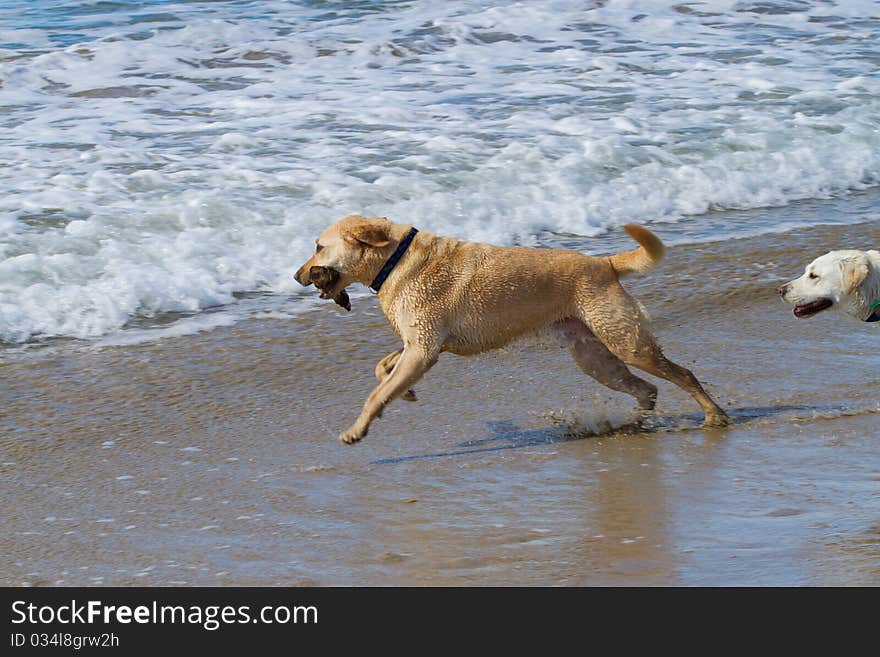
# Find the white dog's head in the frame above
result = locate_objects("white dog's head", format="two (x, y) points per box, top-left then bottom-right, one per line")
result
(778, 250), (880, 322)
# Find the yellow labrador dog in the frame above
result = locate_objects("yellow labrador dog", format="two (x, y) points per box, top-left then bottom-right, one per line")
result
(778, 249), (880, 322)
(295, 215), (730, 444)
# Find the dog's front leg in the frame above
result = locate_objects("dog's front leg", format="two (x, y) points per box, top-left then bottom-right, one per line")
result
(340, 345), (439, 445)
(374, 348), (417, 402)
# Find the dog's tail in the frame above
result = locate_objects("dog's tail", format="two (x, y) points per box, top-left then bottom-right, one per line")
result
(608, 224), (665, 277)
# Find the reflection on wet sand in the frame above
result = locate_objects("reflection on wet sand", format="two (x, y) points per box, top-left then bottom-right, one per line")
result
(576, 434), (673, 584)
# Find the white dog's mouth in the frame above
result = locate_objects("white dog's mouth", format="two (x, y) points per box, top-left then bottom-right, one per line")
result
(793, 298), (833, 318)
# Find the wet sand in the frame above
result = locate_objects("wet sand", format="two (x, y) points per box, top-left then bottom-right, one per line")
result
(1, 214), (879, 586)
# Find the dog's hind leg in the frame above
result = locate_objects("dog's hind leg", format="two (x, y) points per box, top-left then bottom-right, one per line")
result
(570, 334), (657, 410)
(553, 318), (656, 408)
(630, 351), (729, 427)
(578, 285), (730, 427)
(375, 348), (417, 402)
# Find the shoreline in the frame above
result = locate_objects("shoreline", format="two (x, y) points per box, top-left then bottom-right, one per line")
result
(4, 188), (880, 356)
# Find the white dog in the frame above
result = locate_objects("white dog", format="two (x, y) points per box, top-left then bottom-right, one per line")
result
(779, 249), (880, 322)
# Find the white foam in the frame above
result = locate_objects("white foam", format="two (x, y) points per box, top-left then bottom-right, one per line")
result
(1, 0), (878, 343)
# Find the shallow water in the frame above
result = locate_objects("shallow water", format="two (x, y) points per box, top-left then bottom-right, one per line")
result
(2, 216), (878, 585)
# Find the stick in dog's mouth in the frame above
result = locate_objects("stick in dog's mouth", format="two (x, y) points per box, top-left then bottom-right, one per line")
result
(792, 298), (832, 318)
(309, 266), (351, 311)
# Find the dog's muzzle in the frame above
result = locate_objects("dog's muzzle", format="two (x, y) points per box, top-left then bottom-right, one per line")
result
(777, 282), (832, 318)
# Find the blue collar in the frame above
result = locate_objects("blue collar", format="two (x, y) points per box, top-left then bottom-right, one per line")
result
(867, 299), (880, 322)
(370, 227), (419, 293)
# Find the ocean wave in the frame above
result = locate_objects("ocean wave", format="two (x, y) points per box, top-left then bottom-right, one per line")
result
(1, 0), (879, 342)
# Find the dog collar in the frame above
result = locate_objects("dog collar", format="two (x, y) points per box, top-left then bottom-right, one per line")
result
(866, 299), (880, 323)
(370, 227), (419, 293)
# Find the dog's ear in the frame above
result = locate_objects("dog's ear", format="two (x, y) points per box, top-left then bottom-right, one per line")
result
(840, 258), (869, 295)
(343, 220), (391, 248)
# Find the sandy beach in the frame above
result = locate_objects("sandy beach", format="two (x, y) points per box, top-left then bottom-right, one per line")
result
(1, 206), (878, 586)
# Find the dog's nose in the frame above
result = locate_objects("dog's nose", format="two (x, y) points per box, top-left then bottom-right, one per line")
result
(777, 284), (789, 296)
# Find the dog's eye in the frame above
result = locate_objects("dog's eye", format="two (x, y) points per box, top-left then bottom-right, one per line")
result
(315, 244), (324, 254)
(808, 272), (818, 280)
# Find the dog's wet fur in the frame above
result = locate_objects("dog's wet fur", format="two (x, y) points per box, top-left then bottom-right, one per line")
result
(295, 214), (730, 444)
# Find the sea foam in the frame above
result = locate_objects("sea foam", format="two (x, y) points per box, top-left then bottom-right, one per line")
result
(1, 0), (878, 342)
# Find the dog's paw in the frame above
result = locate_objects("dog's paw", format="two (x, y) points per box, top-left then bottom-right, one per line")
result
(702, 412), (731, 428)
(339, 425), (367, 445)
